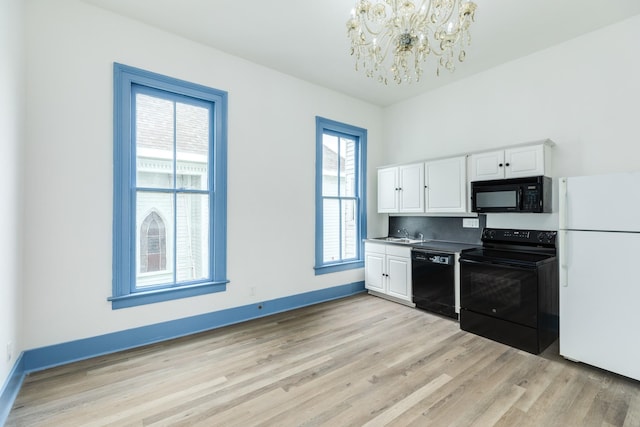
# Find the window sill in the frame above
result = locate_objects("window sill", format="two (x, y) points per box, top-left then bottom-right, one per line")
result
(314, 260), (364, 276)
(109, 280), (229, 309)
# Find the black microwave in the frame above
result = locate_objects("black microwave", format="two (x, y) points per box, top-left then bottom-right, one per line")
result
(471, 176), (552, 213)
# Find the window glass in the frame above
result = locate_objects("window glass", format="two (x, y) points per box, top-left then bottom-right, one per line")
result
(322, 134), (339, 197)
(341, 138), (356, 198)
(136, 93), (175, 188)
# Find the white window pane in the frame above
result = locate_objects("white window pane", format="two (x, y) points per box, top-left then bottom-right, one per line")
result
(323, 199), (340, 263)
(136, 94), (175, 188)
(136, 191), (174, 288)
(176, 193), (209, 282)
(322, 134), (339, 197)
(341, 199), (357, 260)
(341, 138), (356, 197)
(176, 102), (209, 190)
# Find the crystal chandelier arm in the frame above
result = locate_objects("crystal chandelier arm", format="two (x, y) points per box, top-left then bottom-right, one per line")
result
(416, 0), (433, 19)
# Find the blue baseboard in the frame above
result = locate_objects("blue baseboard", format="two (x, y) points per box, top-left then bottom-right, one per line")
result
(0, 281), (364, 425)
(0, 354), (25, 427)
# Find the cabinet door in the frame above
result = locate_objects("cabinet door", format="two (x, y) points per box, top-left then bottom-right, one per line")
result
(377, 167), (398, 213)
(398, 163), (425, 213)
(505, 144), (545, 178)
(425, 156), (467, 213)
(364, 251), (385, 293)
(470, 150), (505, 181)
(386, 255), (411, 301)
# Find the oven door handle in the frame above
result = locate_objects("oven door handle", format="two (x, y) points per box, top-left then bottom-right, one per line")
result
(459, 258), (537, 271)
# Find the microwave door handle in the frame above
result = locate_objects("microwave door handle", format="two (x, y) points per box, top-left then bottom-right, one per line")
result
(517, 188), (522, 209)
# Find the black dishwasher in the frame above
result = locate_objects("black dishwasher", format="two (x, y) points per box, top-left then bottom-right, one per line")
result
(411, 249), (456, 319)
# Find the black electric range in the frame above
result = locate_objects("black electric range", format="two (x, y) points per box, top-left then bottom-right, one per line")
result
(458, 228), (559, 354)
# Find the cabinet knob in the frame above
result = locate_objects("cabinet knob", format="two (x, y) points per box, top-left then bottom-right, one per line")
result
(499, 163), (504, 167)
(505, 162), (510, 167)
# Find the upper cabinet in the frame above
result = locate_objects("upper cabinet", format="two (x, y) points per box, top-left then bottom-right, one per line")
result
(470, 143), (551, 182)
(378, 163), (424, 213)
(377, 140), (553, 215)
(425, 156), (467, 213)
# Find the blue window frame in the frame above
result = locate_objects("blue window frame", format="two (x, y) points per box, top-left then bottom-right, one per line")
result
(110, 63), (228, 309)
(315, 117), (367, 275)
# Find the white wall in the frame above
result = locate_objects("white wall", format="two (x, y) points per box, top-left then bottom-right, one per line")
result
(0, 0), (24, 386)
(382, 14), (640, 230)
(22, 0), (384, 350)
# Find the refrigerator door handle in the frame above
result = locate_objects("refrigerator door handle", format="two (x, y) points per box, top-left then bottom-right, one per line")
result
(559, 177), (568, 230)
(559, 230), (569, 287)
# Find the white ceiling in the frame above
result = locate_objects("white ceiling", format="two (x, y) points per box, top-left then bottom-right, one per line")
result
(83, 0), (640, 107)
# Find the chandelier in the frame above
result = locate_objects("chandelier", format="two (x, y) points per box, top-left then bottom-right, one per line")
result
(347, 0), (477, 84)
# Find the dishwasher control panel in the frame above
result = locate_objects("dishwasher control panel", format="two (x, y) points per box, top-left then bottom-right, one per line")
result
(429, 255), (451, 265)
(412, 250), (453, 265)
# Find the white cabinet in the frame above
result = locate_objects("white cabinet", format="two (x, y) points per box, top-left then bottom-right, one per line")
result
(377, 167), (398, 213)
(424, 156), (467, 213)
(377, 163), (424, 213)
(469, 150), (505, 181)
(364, 242), (413, 305)
(470, 143), (550, 182)
(364, 246), (385, 293)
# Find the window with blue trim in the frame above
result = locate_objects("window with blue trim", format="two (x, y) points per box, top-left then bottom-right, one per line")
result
(111, 63), (228, 309)
(315, 117), (367, 275)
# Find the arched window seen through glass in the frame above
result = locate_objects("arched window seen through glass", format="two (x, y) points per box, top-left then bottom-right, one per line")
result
(140, 212), (166, 273)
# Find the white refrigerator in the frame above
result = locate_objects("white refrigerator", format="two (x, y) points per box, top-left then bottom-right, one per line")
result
(559, 172), (640, 381)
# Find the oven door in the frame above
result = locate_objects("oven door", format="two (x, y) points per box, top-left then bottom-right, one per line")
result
(459, 258), (538, 327)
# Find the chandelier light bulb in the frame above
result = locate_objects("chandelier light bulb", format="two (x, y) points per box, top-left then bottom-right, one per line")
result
(346, 0), (477, 85)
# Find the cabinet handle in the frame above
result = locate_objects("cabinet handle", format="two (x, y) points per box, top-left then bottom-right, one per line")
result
(505, 162), (510, 167)
(498, 163), (504, 167)
(398, 187), (402, 191)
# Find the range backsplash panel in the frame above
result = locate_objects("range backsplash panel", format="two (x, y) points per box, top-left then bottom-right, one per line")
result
(388, 215), (486, 244)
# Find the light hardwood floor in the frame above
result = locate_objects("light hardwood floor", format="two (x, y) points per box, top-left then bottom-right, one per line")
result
(7, 294), (640, 426)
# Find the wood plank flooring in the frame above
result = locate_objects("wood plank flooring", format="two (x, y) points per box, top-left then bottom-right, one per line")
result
(7, 294), (640, 426)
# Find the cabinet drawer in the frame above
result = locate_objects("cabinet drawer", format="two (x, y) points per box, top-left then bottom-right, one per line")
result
(365, 242), (386, 254)
(386, 245), (411, 257)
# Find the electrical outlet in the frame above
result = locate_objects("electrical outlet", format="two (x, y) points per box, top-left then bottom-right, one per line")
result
(463, 218), (480, 228)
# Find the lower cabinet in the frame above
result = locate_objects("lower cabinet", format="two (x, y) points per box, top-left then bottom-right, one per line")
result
(364, 242), (413, 305)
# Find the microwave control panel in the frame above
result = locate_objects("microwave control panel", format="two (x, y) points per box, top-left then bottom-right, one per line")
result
(522, 186), (542, 210)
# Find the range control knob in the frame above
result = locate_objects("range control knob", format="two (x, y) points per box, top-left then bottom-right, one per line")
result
(537, 231), (556, 243)
(483, 229), (496, 240)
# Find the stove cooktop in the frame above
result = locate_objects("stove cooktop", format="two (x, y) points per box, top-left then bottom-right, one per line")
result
(460, 247), (557, 266)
